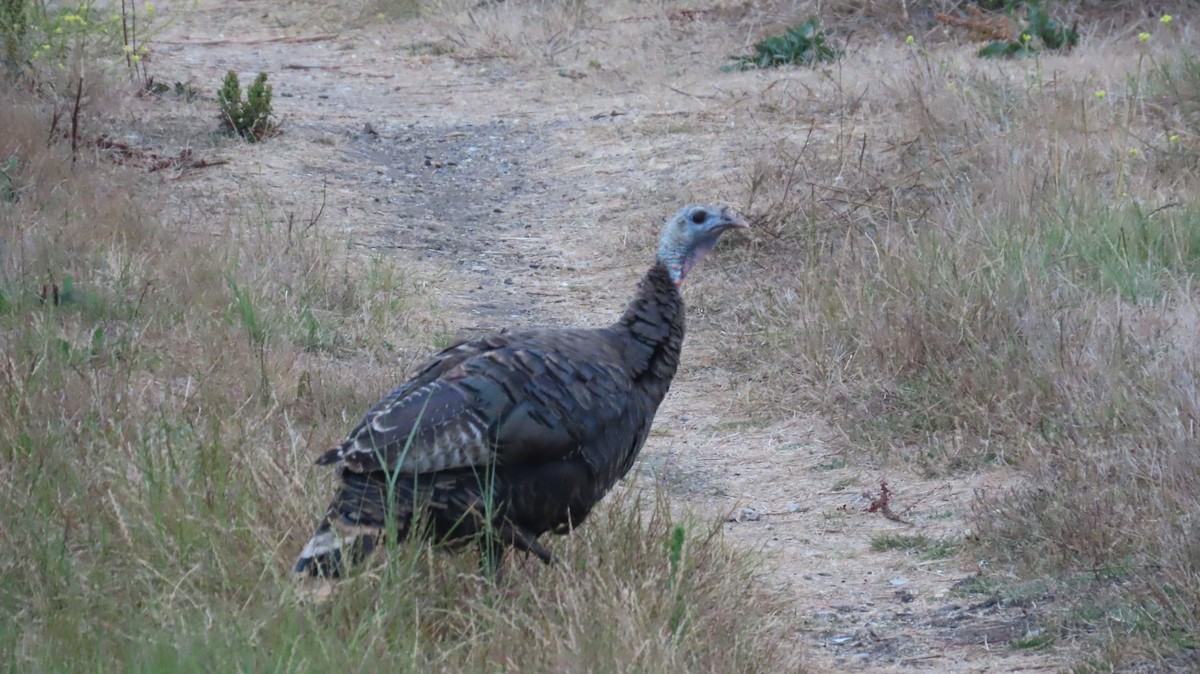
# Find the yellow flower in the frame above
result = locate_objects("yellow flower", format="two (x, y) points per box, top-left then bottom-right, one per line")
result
(1094, 90), (1107, 99)
(1169, 134), (1180, 143)
(55, 26), (62, 33)
(905, 35), (915, 45)
(1161, 15), (1173, 25)
(1139, 32), (1151, 42)
(145, 2), (155, 15)
(131, 54), (141, 63)
(1128, 148), (1139, 156)
(1021, 33), (1031, 43)
(138, 45), (148, 54)
(123, 44), (134, 53)
(62, 14), (84, 23)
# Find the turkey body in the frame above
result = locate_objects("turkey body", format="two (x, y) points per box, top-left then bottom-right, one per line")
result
(295, 264), (684, 577)
(294, 204), (743, 578)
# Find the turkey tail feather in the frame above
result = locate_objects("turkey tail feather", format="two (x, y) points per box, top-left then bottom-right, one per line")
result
(294, 472), (403, 578)
(315, 447), (343, 466)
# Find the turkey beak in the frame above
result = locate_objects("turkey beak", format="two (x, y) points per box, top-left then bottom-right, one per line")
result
(716, 211), (748, 233)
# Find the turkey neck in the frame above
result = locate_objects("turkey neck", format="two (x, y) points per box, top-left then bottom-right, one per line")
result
(614, 263), (685, 393)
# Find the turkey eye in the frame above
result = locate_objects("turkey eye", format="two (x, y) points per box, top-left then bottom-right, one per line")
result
(690, 210), (708, 224)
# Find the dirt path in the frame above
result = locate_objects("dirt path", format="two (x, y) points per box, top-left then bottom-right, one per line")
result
(138, 2), (1064, 670)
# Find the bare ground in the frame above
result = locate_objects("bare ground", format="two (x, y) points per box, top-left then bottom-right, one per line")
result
(127, 2), (1066, 670)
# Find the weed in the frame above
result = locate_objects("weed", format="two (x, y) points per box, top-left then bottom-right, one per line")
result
(1, 0), (155, 83)
(1012, 632), (1056, 650)
(974, 3), (1079, 58)
(813, 456), (848, 471)
(217, 71), (277, 141)
(0, 0), (27, 73)
(870, 533), (959, 559)
(921, 539), (959, 561)
(727, 19), (840, 71)
(830, 477), (856, 492)
(0, 154), (17, 201)
(870, 533), (929, 552)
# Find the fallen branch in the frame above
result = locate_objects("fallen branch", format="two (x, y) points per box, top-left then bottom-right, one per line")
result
(158, 34), (338, 46)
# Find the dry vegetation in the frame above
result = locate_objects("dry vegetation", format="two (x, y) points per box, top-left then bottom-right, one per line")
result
(0, 6), (784, 673)
(3, 0), (1200, 671)
(706, 5), (1200, 667)
(0, 85), (784, 674)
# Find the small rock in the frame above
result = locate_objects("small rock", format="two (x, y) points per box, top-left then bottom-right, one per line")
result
(889, 577), (909, 586)
(729, 507), (760, 522)
(787, 502), (802, 513)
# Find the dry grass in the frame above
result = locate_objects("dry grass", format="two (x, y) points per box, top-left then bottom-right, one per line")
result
(8, 0), (1200, 670)
(699, 7), (1200, 666)
(0, 44), (789, 672)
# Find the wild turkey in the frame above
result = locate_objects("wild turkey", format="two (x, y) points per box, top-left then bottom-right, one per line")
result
(294, 204), (746, 578)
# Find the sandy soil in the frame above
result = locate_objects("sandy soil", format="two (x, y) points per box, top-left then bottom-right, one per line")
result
(128, 1), (1065, 670)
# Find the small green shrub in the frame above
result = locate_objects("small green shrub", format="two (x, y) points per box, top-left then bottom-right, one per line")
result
(1, 0), (28, 72)
(977, 3), (1078, 58)
(217, 70), (277, 142)
(1, 0), (153, 82)
(727, 19), (841, 71)
(0, 154), (17, 202)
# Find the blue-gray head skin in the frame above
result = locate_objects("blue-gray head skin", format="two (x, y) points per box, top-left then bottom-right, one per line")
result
(656, 204), (747, 286)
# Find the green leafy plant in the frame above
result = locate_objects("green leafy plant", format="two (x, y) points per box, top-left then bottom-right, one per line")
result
(727, 18), (841, 71)
(1, 0), (154, 83)
(1, 0), (28, 73)
(0, 155), (18, 202)
(216, 70), (277, 141)
(977, 3), (1078, 58)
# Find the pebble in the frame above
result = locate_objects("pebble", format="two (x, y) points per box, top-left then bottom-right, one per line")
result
(787, 502), (802, 513)
(727, 507), (760, 522)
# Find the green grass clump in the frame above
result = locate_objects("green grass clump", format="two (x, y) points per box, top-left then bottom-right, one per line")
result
(977, 3), (1079, 58)
(217, 71), (277, 141)
(870, 534), (959, 560)
(727, 19), (840, 71)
